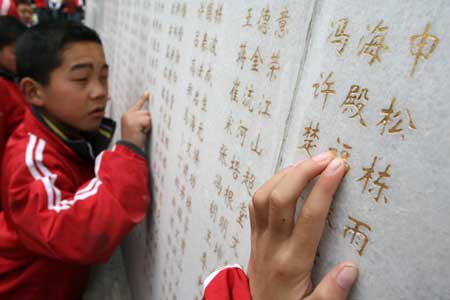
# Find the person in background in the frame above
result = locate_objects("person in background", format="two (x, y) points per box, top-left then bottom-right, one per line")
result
(63, 0), (82, 22)
(0, 0), (19, 18)
(0, 16), (28, 205)
(33, 0), (49, 23)
(203, 153), (359, 300)
(16, 0), (33, 26)
(47, 0), (64, 21)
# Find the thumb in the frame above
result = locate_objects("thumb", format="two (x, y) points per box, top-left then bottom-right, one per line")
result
(306, 262), (358, 300)
(129, 92), (151, 112)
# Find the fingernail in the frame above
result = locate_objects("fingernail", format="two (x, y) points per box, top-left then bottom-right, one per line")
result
(324, 158), (344, 174)
(312, 151), (333, 163)
(336, 265), (358, 290)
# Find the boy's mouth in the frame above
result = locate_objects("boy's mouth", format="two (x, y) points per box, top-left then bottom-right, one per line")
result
(89, 107), (105, 118)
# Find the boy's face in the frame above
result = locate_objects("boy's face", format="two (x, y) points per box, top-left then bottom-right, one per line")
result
(0, 44), (17, 74)
(40, 42), (110, 133)
(18, 4), (33, 26)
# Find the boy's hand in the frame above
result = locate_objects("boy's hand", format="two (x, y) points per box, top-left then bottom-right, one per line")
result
(247, 151), (358, 300)
(121, 92), (152, 149)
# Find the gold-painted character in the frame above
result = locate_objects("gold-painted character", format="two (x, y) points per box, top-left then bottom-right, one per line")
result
(344, 216), (372, 256)
(410, 22), (440, 77)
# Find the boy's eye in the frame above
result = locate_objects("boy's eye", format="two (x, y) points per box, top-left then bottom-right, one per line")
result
(73, 78), (88, 82)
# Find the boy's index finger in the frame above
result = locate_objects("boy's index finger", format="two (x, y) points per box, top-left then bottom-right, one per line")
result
(130, 92), (151, 112)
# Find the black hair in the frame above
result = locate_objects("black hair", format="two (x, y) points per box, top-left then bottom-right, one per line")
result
(16, 0), (32, 5)
(16, 21), (102, 85)
(0, 16), (27, 49)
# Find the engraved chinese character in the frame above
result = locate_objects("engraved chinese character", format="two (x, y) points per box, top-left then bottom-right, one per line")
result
(242, 168), (256, 196)
(258, 98), (272, 117)
(214, 174), (223, 196)
(219, 144), (228, 166)
(329, 137), (352, 161)
(257, 7), (271, 34)
(229, 156), (240, 180)
(251, 133), (263, 156)
(376, 97), (416, 140)
(187, 82), (193, 96)
(410, 22), (440, 77)
(215, 4), (223, 24)
(267, 51), (281, 81)
(189, 174), (196, 189)
(224, 115), (233, 135)
(236, 43), (248, 69)
(201, 95), (208, 112)
(341, 85), (369, 127)
(194, 31), (200, 47)
(358, 20), (389, 65)
(344, 216), (372, 256)
(328, 18), (350, 55)
(231, 235), (239, 257)
(198, 3), (205, 19)
(298, 122), (320, 157)
(197, 122), (203, 142)
(206, 229), (212, 245)
(190, 114), (196, 132)
(209, 202), (218, 223)
(210, 36), (218, 56)
(206, 2), (213, 22)
(357, 156), (391, 203)
(250, 47), (264, 72)
(201, 32), (208, 51)
(205, 64), (212, 82)
(198, 63), (204, 78)
(242, 85), (255, 112)
(200, 252), (207, 270)
(230, 79), (240, 103)
(236, 202), (248, 228)
(214, 243), (224, 260)
(237, 122), (249, 146)
(242, 8), (253, 27)
(313, 71), (335, 111)
(219, 216), (229, 238)
(224, 186), (234, 209)
(190, 58), (196, 76)
(275, 8), (289, 38)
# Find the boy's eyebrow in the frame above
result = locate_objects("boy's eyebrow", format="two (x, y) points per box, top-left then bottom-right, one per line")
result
(70, 63), (110, 71)
(70, 63), (93, 71)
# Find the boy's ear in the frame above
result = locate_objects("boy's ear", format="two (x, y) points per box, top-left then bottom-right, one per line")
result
(20, 78), (45, 106)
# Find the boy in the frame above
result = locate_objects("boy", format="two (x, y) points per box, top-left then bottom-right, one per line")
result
(16, 0), (33, 26)
(0, 16), (27, 200)
(0, 21), (151, 299)
(203, 153), (358, 300)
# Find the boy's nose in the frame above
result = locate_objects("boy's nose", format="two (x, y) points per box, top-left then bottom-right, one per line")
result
(90, 82), (108, 101)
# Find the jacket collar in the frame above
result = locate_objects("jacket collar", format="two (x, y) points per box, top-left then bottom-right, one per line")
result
(31, 106), (116, 163)
(0, 70), (17, 83)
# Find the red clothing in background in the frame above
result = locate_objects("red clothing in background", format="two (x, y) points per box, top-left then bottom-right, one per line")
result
(0, 0), (18, 17)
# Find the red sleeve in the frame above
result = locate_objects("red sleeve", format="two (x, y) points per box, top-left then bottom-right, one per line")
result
(2, 136), (150, 265)
(5, 86), (26, 137)
(203, 265), (252, 300)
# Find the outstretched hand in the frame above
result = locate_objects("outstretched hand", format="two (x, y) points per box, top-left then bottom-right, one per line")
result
(247, 151), (358, 300)
(121, 92), (152, 149)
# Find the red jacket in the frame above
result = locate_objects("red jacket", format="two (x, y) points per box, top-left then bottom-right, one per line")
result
(203, 265), (252, 300)
(34, 0), (46, 9)
(0, 74), (27, 205)
(0, 0), (18, 17)
(64, 0), (81, 13)
(0, 109), (150, 299)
